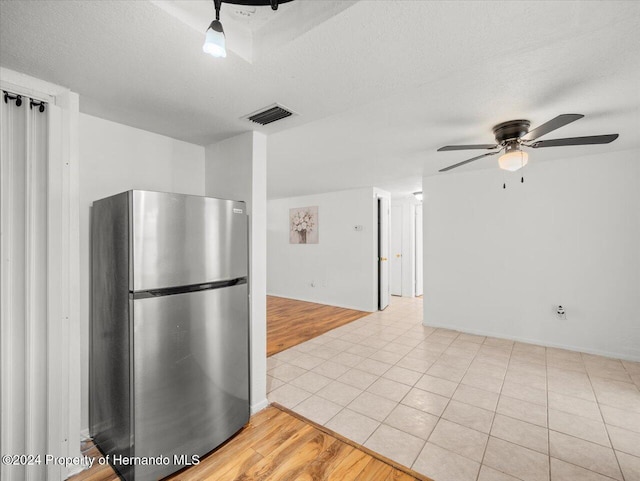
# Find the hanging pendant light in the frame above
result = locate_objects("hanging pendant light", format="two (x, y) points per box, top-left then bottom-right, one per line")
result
(203, 20), (226, 58)
(203, 0), (294, 59)
(203, 0), (226, 58)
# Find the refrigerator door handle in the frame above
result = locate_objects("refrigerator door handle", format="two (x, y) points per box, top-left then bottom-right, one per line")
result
(131, 277), (247, 300)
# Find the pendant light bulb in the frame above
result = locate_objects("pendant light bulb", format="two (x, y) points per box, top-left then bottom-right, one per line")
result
(203, 20), (226, 58)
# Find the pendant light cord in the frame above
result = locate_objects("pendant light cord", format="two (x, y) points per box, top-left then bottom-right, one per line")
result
(214, 0), (221, 20)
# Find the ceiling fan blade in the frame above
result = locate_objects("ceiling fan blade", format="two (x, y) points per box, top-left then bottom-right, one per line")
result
(439, 151), (500, 172)
(531, 134), (619, 148)
(521, 114), (584, 141)
(437, 144), (498, 152)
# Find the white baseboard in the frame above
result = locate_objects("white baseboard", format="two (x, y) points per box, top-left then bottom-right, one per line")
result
(423, 321), (640, 363)
(250, 398), (269, 415)
(80, 428), (90, 441)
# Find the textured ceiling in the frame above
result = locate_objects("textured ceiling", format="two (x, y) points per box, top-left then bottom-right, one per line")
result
(1, 0), (639, 199)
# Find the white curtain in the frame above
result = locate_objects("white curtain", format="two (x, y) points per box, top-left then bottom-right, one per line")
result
(1, 93), (49, 481)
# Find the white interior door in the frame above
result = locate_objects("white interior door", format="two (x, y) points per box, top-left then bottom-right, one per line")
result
(0, 72), (82, 481)
(378, 197), (390, 310)
(1, 89), (49, 481)
(415, 204), (423, 296)
(390, 204), (403, 296)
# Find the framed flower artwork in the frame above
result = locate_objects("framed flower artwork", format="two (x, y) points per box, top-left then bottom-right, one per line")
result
(289, 206), (319, 244)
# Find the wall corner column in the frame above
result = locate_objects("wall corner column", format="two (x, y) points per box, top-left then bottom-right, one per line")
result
(205, 131), (268, 414)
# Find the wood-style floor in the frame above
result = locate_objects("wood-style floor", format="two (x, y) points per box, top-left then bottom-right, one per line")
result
(69, 405), (429, 481)
(267, 296), (370, 357)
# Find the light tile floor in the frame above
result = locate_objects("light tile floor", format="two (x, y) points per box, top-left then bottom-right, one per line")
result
(267, 296), (640, 481)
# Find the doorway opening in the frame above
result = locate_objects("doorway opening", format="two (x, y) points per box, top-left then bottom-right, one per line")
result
(377, 197), (390, 310)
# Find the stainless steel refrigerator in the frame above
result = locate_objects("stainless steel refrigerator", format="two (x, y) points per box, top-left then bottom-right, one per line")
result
(90, 190), (250, 481)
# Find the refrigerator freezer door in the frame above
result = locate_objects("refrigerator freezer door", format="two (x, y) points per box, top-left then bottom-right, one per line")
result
(132, 283), (249, 481)
(131, 190), (248, 291)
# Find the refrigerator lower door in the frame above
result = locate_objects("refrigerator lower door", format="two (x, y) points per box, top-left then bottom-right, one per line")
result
(131, 284), (249, 481)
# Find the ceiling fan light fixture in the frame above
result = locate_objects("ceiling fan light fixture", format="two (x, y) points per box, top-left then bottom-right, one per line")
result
(499, 145), (528, 172)
(203, 20), (226, 58)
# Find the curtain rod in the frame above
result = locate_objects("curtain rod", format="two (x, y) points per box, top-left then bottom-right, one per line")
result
(3, 89), (47, 112)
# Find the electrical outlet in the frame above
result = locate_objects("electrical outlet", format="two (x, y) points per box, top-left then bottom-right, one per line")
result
(556, 305), (567, 320)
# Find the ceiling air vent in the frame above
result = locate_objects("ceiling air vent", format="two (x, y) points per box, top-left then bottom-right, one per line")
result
(243, 104), (296, 126)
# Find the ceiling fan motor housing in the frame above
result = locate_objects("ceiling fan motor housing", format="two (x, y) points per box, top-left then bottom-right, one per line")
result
(492, 120), (531, 144)
(503, 141), (523, 155)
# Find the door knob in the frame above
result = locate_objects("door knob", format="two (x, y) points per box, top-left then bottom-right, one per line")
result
(380, 257), (388, 261)
(395, 254), (402, 258)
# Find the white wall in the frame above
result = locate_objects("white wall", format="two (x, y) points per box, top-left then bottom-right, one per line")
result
(268, 187), (380, 312)
(205, 131), (268, 414)
(422, 149), (640, 361)
(78, 113), (205, 431)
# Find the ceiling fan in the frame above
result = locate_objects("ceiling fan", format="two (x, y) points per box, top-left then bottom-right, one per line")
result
(437, 115), (619, 173)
